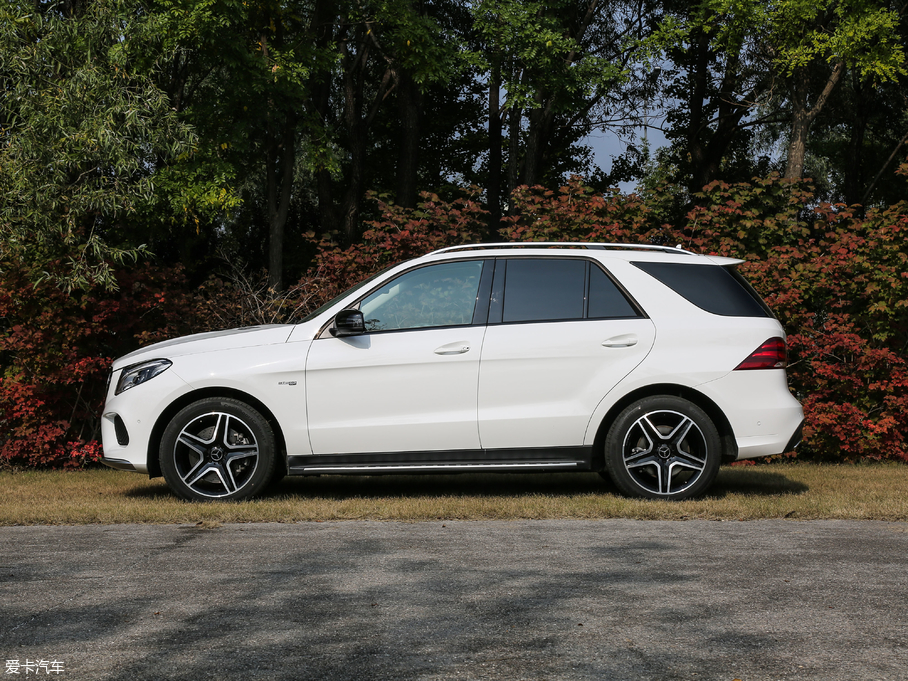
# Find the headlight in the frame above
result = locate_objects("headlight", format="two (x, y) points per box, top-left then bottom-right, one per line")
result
(115, 359), (173, 395)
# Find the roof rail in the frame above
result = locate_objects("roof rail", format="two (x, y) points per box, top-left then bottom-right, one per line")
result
(427, 242), (696, 256)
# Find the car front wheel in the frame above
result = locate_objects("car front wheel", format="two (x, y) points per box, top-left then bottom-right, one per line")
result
(160, 398), (276, 502)
(604, 396), (721, 500)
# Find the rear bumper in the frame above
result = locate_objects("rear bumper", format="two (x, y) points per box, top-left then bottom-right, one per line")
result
(696, 370), (804, 460)
(785, 420), (804, 452)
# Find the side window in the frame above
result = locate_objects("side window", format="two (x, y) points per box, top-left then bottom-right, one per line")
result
(632, 262), (771, 317)
(358, 261), (484, 332)
(494, 258), (641, 324)
(502, 259), (585, 323)
(588, 265), (639, 318)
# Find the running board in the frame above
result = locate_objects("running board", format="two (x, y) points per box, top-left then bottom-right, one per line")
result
(287, 447), (593, 475)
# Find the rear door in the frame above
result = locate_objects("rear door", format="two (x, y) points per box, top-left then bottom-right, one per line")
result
(477, 257), (656, 449)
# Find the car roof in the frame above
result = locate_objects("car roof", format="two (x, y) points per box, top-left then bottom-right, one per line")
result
(420, 242), (743, 267)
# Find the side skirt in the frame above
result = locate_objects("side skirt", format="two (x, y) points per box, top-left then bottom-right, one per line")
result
(287, 447), (594, 475)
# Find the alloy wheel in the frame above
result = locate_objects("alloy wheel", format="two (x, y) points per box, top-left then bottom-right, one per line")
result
(171, 411), (260, 499)
(621, 409), (709, 496)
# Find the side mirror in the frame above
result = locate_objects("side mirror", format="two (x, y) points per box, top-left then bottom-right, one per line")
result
(330, 309), (366, 337)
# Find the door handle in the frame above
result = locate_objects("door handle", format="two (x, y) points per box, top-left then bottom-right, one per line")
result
(434, 343), (471, 355)
(602, 335), (638, 348)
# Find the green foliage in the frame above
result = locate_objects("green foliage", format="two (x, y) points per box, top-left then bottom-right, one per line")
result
(646, 0), (908, 191)
(0, 0), (198, 290)
(471, 0), (625, 112)
(701, 0), (906, 81)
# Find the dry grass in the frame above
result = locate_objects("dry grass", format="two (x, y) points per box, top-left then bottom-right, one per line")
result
(1, 463), (907, 525)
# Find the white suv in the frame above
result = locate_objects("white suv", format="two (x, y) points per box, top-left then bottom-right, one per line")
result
(101, 243), (803, 501)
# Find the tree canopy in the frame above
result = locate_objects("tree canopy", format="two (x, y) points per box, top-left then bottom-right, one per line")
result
(1, 0), (907, 288)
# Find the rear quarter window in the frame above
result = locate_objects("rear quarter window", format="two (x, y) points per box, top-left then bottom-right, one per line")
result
(632, 262), (772, 318)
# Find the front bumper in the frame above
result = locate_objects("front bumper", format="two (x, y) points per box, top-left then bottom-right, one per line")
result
(100, 366), (193, 475)
(100, 457), (141, 472)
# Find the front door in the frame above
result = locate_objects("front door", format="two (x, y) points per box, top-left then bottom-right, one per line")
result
(305, 260), (488, 455)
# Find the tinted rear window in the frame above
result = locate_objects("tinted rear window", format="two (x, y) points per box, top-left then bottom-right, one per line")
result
(588, 264), (639, 319)
(632, 262), (771, 317)
(502, 259), (585, 322)
(494, 259), (642, 323)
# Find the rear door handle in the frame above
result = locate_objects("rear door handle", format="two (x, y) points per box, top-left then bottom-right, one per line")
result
(602, 335), (638, 348)
(434, 342), (471, 355)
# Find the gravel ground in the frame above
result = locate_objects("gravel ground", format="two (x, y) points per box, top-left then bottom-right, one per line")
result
(1, 520), (906, 680)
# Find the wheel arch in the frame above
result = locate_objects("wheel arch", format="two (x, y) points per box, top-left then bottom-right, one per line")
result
(146, 388), (288, 479)
(591, 383), (738, 471)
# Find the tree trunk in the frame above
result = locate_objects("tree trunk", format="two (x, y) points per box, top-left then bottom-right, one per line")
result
(266, 120), (296, 291)
(340, 110), (367, 247)
(332, 23), (394, 246)
(521, 0), (598, 188)
(524, 91), (557, 187)
(341, 128), (366, 247)
(686, 26), (711, 193)
(396, 68), (421, 208)
(309, 0), (339, 238)
(844, 76), (869, 206)
(506, 104), (522, 206)
(523, 97), (545, 186)
(784, 70), (811, 181)
(698, 51), (752, 189)
(311, 56), (339, 236)
(785, 62), (844, 180)
(488, 55), (502, 232)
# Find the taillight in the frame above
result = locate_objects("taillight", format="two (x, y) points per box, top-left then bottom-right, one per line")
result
(734, 337), (787, 370)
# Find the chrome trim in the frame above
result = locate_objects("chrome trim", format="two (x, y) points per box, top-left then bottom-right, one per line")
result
(101, 457), (138, 472)
(297, 462), (581, 473)
(428, 242), (696, 256)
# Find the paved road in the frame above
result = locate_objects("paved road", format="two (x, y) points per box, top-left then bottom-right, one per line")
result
(1, 520), (907, 680)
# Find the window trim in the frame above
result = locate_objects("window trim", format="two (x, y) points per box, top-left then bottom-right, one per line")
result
(318, 258), (494, 338)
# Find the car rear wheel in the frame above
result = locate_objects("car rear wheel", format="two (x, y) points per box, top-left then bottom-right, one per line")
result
(604, 396), (721, 500)
(160, 398), (276, 502)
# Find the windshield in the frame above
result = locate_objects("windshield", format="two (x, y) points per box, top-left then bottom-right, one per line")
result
(298, 264), (398, 323)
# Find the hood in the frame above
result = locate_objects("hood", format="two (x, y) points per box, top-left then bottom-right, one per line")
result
(112, 325), (295, 370)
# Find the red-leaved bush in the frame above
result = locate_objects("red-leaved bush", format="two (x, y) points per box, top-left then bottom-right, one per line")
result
(304, 173), (908, 463)
(307, 189), (488, 299)
(3, 171), (907, 467)
(680, 176), (908, 461)
(0, 261), (201, 467)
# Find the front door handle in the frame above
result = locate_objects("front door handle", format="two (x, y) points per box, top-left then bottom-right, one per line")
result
(602, 335), (638, 348)
(434, 342), (471, 355)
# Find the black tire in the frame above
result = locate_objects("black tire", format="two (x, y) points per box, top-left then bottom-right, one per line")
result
(160, 397), (276, 502)
(604, 396), (721, 500)
(268, 459), (288, 488)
